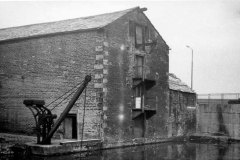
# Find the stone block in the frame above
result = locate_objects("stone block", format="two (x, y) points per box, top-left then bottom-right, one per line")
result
(103, 59), (108, 65)
(94, 64), (103, 70)
(103, 69), (108, 75)
(103, 115), (108, 120)
(94, 83), (103, 88)
(103, 78), (108, 83)
(103, 42), (109, 47)
(94, 74), (103, 79)
(104, 51), (109, 56)
(95, 46), (103, 52)
(96, 55), (104, 60)
(103, 105), (108, 111)
(103, 88), (107, 93)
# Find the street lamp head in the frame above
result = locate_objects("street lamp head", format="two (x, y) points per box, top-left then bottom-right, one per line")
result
(186, 45), (193, 51)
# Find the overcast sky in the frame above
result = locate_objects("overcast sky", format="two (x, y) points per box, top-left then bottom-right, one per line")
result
(0, 0), (240, 94)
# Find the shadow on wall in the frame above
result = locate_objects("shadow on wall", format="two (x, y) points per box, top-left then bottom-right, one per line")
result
(185, 107), (196, 135)
(216, 104), (229, 136)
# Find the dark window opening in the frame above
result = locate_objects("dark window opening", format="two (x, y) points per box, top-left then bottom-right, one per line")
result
(135, 84), (143, 97)
(129, 21), (149, 51)
(134, 84), (144, 109)
(135, 55), (144, 78)
(135, 24), (145, 50)
(64, 114), (77, 139)
(136, 25), (143, 46)
(145, 26), (150, 44)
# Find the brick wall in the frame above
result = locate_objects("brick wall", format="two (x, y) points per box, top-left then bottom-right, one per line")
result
(0, 31), (102, 139)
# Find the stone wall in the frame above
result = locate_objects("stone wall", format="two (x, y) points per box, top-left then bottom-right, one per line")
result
(168, 91), (196, 137)
(0, 8), (170, 146)
(102, 9), (169, 144)
(197, 103), (240, 139)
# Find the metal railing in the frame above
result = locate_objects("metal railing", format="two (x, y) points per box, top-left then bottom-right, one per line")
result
(197, 93), (240, 105)
(133, 65), (150, 79)
(133, 65), (145, 79)
(133, 96), (157, 111)
(144, 96), (157, 110)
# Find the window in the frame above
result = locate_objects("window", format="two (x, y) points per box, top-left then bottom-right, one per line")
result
(129, 21), (149, 51)
(135, 84), (143, 97)
(135, 25), (143, 46)
(135, 55), (144, 78)
(135, 25), (145, 50)
(134, 85), (143, 109)
(144, 26), (150, 43)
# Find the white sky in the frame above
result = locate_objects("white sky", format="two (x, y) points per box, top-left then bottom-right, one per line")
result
(0, 0), (240, 94)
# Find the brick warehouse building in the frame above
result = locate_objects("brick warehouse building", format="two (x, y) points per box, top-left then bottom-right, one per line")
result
(0, 7), (169, 147)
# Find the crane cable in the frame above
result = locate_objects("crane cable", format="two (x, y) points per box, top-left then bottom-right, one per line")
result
(49, 86), (79, 111)
(45, 79), (85, 110)
(80, 87), (87, 159)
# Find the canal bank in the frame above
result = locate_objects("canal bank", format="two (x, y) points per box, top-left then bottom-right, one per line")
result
(0, 132), (189, 157)
(2, 133), (240, 160)
(2, 132), (240, 159)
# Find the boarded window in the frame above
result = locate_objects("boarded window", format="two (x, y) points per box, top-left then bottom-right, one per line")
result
(129, 21), (149, 50)
(136, 25), (143, 45)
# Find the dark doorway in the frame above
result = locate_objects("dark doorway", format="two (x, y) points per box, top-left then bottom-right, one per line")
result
(133, 114), (145, 138)
(64, 114), (77, 139)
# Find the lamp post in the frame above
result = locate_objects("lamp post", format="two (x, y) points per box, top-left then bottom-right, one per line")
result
(186, 45), (193, 89)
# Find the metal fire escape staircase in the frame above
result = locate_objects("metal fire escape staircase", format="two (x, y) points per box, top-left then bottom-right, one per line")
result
(132, 65), (157, 120)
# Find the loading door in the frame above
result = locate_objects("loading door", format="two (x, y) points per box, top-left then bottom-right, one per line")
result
(133, 114), (145, 138)
(64, 114), (77, 139)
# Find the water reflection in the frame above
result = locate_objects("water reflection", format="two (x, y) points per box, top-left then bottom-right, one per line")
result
(196, 143), (240, 160)
(16, 142), (240, 160)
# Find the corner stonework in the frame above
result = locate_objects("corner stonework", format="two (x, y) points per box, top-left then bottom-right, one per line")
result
(94, 40), (109, 140)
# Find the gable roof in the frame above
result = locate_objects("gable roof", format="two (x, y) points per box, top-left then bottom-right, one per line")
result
(0, 7), (138, 42)
(169, 73), (195, 93)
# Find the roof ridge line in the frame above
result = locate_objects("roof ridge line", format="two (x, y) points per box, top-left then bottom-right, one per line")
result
(0, 6), (139, 31)
(0, 6), (139, 42)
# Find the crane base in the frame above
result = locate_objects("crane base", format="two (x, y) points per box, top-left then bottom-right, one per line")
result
(26, 139), (102, 156)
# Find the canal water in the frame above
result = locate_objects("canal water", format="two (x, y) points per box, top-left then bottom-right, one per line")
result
(8, 142), (240, 160)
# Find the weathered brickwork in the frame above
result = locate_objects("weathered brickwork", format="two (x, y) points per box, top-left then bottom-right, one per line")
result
(168, 91), (196, 136)
(0, 31), (102, 139)
(102, 9), (169, 144)
(0, 7), (170, 146)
